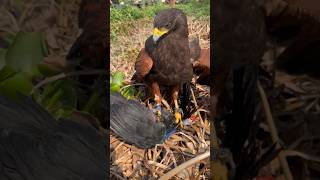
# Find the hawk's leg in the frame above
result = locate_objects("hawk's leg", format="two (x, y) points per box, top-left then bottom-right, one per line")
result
(151, 82), (162, 120)
(172, 86), (183, 127)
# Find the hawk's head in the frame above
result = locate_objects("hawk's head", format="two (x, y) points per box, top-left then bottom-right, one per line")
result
(152, 8), (188, 42)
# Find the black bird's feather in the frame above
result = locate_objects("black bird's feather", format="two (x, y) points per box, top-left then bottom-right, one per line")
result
(0, 96), (106, 180)
(110, 93), (176, 149)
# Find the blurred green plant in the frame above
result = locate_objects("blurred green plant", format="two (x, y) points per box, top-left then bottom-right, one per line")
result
(0, 32), (47, 99)
(0, 32), (76, 120)
(110, 71), (140, 99)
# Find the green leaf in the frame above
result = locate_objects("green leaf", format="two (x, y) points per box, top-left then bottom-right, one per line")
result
(121, 86), (137, 99)
(38, 63), (62, 76)
(38, 80), (76, 120)
(37, 56), (65, 77)
(82, 90), (101, 113)
(54, 107), (74, 120)
(40, 81), (62, 104)
(111, 71), (125, 86)
(5, 32), (47, 77)
(110, 84), (121, 93)
(57, 79), (77, 107)
(0, 65), (17, 82)
(109, 76), (113, 84)
(46, 89), (63, 111)
(2, 34), (16, 45)
(41, 80), (77, 108)
(0, 72), (33, 99)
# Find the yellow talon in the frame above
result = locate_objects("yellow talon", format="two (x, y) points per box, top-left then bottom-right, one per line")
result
(155, 110), (161, 116)
(175, 112), (183, 128)
(155, 110), (161, 122)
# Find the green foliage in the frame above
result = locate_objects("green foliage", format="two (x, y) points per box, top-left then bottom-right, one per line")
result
(110, 3), (166, 24)
(0, 32), (48, 99)
(110, 0), (209, 24)
(37, 80), (76, 120)
(0, 31), (76, 120)
(38, 62), (62, 76)
(5, 32), (47, 78)
(110, 71), (125, 92)
(121, 85), (138, 100)
(0, 72), (33, 99)
(110, 71), (139, 99)
(110, 1), (209, 43)
(175, 0), (210, 17)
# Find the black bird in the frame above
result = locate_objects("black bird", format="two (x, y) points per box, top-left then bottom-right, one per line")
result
(0, 96), (106, 180)
(110, 92), (177, 149)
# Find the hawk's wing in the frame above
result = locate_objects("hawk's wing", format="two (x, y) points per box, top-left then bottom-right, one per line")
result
(193, 48), (210, 85)
(132, 48), (154, 82)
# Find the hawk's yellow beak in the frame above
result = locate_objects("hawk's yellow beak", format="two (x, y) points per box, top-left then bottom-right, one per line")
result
(152, 28), (168, 42)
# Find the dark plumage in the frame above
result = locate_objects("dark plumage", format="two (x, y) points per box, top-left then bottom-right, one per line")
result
(192, 48), (210, 85)
(131, 37), (197, 118)
(133, 36), (201, 83)
(213, 0), (267, 179)
(212, 0), (266, 117)
(187, 36), (210, 85)
(110, 93), (176, 149)
(132, 8), (193, 126)
(189, 36), (201, 62)
(67, 0), (107, 69)
(0, 96), (106, 180)
(265, 0), (320, 78)
(145, 9), (192, 85)
(65, 0), (107, 126)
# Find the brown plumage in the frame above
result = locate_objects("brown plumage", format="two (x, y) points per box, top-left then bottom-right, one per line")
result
(132, 8), (193, 126)
(189, 36), (201, 62)
(133, 37), (205, 83)
(192, 48), (210, 85)
(265, 0), (320, 78)
(65, 0), (107, 127)
(132, 48), (153, 82)
(212, 0), (266, 116)
(67, 0), (107, 69)
(187, 36), (210, 85)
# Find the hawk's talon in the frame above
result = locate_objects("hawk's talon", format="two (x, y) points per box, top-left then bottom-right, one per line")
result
(175, 111), (183, 128)
(176, 108), (184, 116)
(153, 104), (162, 120)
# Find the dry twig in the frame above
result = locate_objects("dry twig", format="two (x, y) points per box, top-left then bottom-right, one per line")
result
(257, 81), (293, 180)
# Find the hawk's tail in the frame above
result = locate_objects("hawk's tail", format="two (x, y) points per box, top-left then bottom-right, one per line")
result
(180, 83), (197, 119)
(224, 64), (260, 179)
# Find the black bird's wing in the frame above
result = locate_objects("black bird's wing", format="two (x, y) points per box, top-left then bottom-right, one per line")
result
(110, 93), (168, 149)
(0, 96), (56, 132)
(0, 96), (106, 180)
